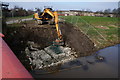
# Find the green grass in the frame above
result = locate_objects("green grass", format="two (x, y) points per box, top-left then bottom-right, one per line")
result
(79, 16), (118, 26)
(60, 16), (119, 48)
(60, 16), (118, 26)
(6, 15), (33, 21)
(7, 19), (35, 27)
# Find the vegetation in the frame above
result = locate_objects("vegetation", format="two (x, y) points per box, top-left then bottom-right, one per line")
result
(60, 16), (119, 48)
(6, 15), (33, 21)
(4, 5), (34, 17)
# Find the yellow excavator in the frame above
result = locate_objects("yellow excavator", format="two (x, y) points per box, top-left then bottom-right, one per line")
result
(33, 8), (63, 45)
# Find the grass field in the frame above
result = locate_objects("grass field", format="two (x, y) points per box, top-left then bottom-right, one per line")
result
(60, 16), (119, 48)
(6, 15), (33, 21)
(60, 16), (118, 26)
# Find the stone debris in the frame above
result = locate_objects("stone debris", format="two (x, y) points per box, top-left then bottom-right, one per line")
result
(39, 50), (52, 61)
(25, 41), (77, 69)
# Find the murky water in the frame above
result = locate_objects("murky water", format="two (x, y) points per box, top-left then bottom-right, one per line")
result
(31, 44), (119, 78)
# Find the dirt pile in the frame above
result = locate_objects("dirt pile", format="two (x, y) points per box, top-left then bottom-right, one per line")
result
(60, 23), (96, 56)
(4, 26), (58, 49)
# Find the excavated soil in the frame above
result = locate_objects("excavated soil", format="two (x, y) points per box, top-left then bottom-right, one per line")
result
(3, 21), (96, 70)
(60, 23), (96, 56)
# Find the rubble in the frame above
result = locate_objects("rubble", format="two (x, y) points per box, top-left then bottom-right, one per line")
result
(25, 41), (77, 69)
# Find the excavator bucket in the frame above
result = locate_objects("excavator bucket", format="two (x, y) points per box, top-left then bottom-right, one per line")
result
(53, 39), (65, 46)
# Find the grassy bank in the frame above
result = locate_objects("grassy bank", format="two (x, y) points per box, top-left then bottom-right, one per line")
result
(60, 16), (119, 48)
(6, 15), (33, 21)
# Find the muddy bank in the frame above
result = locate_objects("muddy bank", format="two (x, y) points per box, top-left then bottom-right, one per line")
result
(60, 23), (96, 56)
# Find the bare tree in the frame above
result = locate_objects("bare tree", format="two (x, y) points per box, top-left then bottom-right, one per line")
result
(112, 8), (118, 14)
(35, 8), (41, 12)
(96, 10), (103, 14)
(104, 9), (111, 14)
(10, 5), (33, 17)
(27, 9), (34, 15)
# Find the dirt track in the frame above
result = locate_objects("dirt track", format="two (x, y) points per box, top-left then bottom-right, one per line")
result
(3, 21), (96, 70)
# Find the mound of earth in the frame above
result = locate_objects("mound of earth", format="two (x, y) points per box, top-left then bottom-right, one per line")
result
(60, 23), (96, 56)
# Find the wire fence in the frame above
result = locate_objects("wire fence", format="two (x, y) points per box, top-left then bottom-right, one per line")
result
(59, 16), (113, 48)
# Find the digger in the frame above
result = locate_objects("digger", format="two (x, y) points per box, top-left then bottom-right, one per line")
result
(33, 8), (64, 45)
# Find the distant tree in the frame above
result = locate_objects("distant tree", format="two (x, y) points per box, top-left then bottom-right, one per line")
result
(86, 9), (92, 13)
(27, 9), (34, 15)
(112, 8), (118, 14)
(104, 9), (111, 14)
(81, 9), (85, 13)
(10, 5), (29, 17)
(117, 8), (120, 14)
(35, 8), (41, 12)
(8, 6), (38, 17)
(18, 8), (28, 16)
(117, 7), (120, 17)
(96, 10), (103, 14)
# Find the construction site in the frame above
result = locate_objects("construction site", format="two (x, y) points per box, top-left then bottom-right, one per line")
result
(4, 18), (96, 69)
(1, 4), (97, 72)
(1, 2), (119, 79)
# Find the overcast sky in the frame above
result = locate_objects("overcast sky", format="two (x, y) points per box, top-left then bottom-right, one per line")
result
(1, 0), (119, 12)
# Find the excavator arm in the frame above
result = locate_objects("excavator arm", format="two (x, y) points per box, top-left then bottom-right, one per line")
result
(41, 8), (62, 40)
(41, 9), (54, 18)
(54, 11), (62, 40)
(34, 13), (42, 20)
(34, 8), (63, 43)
